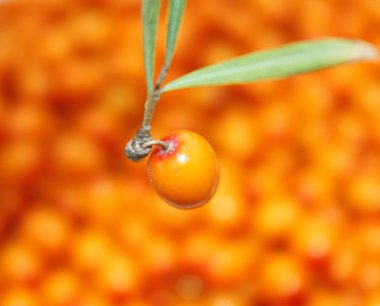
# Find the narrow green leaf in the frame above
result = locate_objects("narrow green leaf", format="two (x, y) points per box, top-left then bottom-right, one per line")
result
(142, 0), (162, 95)
(165, 0), (186, 67)
(162, 38), (378, 92)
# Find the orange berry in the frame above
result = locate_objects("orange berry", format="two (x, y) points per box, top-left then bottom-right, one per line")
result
(307, 288), (359, 306)
(19, 207), (70, 258)
(5, 104), (54, 141)
(211, 107), (258, 161)
(70, 229), (113, 275)
(204, 240), (257, 287)
(253, 195), (301, 242)
(0, 241), (42, 284)
(207, 292), (247, 306)
(0, 140), (43, 185)
(1, 287), (37, 306)
(201, 159), (246, 231)
(96, 252), (138, 300)
(346, 171), (380, 214)
(77, 294), (109, 306)
(175, 274), (204, 301)
(365, 292), (380, 306)
(328, 241), (359, 285)
(147, 130), (219, 209)
(291, 215), (339, 264)
(40, 269), (81, 306)
(183, 232), (218, 271)
(51, 132), (105, 178)
(257, 254), (307, 303)
(140, 235), (178, 277)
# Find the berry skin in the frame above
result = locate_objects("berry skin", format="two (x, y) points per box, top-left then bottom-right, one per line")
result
(147, 130), (219, 209)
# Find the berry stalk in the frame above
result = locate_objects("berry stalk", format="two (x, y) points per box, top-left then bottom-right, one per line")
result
(125, 65), (169, 161)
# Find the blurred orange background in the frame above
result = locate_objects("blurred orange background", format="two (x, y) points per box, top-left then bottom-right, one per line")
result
(1, 0), (380, 305)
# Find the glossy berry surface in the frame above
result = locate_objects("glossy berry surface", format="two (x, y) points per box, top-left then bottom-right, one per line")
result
(147, 130), (219, 209)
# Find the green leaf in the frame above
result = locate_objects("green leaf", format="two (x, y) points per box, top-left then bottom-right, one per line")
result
(142, 0), (162, 95)
(162, 38), (378, 92)
(165, 0), (186, 67)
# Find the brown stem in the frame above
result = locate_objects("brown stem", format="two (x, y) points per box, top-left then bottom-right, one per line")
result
(125, 64), (170, 162)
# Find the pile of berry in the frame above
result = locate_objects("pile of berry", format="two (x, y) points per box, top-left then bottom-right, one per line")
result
(1, 0), (380, 305)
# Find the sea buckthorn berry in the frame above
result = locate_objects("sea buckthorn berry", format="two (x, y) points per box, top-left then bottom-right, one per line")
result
(147, 130), (219, 209)
(257, 254), (307, 303)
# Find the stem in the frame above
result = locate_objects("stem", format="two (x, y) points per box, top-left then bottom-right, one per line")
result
(141, 65), (168, 129)
(156, 65), (169, 90)
(141, 139), (170, 150)
(141, 92), (160, 129)
(125, 64), (170, 161)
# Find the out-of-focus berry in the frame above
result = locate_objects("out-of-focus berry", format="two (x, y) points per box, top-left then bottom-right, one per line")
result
(40, 269), (81, 306)
(70, 229), (113, 275)
(18, 207), (70, 258)
(0, 287), (37, 306)
(252, 195), (301, 241)
(257, 253), (307, 303)
(95, 252), (138, 300)
(0, 242), (42, 285)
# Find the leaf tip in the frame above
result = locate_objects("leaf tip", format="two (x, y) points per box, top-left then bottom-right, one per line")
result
(352, 40), (379, 62)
